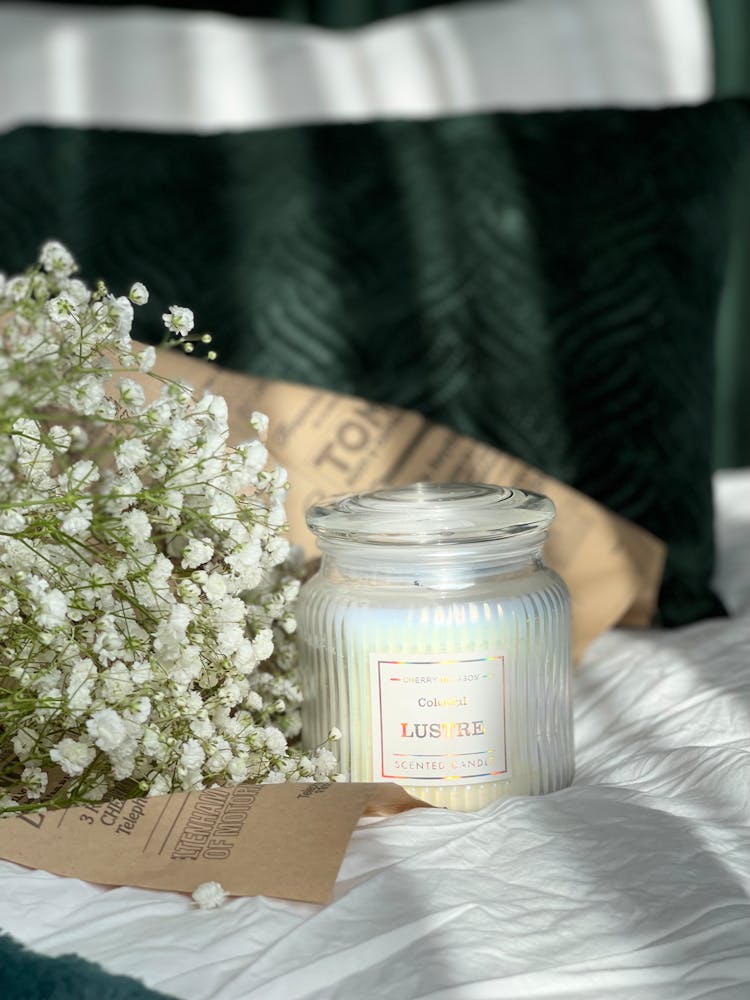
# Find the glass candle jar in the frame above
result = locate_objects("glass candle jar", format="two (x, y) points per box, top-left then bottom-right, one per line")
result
(298, 483), (573, 810)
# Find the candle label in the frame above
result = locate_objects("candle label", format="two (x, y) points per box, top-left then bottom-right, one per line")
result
(369, 651), (508, 785)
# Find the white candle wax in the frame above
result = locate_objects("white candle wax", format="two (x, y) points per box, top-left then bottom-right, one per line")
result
(298, 484), (574, 811)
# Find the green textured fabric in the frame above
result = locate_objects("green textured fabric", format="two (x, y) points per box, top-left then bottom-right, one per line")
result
(0, 102), (748, 624)
(0, 933), (176, 1000)
(708, 0), (750, 468)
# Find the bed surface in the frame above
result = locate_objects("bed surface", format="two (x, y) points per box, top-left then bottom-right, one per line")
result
(0, 471), (748, 999)
(0, 4), (747, 996)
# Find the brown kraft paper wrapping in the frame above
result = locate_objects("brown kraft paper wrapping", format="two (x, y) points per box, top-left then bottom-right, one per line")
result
(0, 783), (429, 904)
(148, 350), (665, 661)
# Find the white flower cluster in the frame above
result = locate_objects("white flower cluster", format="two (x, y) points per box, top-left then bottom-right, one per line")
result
(0, 242), (338, 814)
(192, 880), (228, 910)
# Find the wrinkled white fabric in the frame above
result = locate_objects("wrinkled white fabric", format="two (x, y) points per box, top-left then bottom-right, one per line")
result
(1, 471), (749, 999)
(0, 0), (711, 135)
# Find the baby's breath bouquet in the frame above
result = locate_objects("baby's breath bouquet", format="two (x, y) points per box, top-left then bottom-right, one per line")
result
(0, 242), (338, 815)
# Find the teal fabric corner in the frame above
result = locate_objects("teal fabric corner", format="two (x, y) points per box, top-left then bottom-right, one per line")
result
(0, 933), (176, 1000)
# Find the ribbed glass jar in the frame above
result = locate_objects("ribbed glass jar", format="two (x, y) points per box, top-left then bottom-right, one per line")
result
(298, 483), (573, 810)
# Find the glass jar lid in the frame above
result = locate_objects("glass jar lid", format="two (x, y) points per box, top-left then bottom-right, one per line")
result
(306, 482), (556, 547)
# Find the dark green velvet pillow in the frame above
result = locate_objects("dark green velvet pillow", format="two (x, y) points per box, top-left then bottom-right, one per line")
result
(33, 0), (472, 26)
(1, 100), (748, 624)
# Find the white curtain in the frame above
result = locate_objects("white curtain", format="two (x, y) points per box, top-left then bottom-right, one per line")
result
(0, 0), (712, 135)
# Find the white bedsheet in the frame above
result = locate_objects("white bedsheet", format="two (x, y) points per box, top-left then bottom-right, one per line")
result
(1, 471), (749, 1000)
